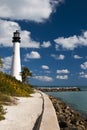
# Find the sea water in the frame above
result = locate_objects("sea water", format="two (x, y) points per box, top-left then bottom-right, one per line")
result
(46, 88), (87, 117)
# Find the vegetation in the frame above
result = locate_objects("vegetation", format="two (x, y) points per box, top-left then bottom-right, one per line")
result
(21, 66), (32, 84)
(0, 57), (3, 68)
(0, 71), (33, 96)
(0, 71), (34, 120)
(0, 104), (6, 120)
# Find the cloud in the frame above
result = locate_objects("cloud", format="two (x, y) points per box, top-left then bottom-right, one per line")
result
(21, 31), (40, 48)
(25, 51), (41, 59)
(41, 65), (49, 69)
(1, 56), (12, 73)
(0, 19), (40, 48)
(79, 71), (84, 75)
(56, 69), (70, 74)
(58, 54), (65, 60)
(80, 62), (87, 70)
(54, 31), (87, 50)
(55, 44), (59, 50)
(51, 54), (65, 60)
(44, 70), (51, 74)
(0, 0), (63, 22)
(56, 69), (70, 80)
(73, 55), (82, 59)
(41, 41), (51, 48)
(54, 35), (79, 50)
(33, 75), (53, 82)
(79, 71), (87, 78)
(56, 75), (68, 80)
(56, 69), (69, 80)
(0, 19), (20, 47)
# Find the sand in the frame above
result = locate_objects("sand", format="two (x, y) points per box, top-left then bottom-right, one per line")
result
(0, 92), (43, 130)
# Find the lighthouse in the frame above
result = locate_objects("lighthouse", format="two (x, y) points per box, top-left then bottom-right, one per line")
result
(11, 30), (22, 81)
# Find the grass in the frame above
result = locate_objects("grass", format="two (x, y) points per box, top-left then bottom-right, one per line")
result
(0, 71), (34, 120)
(0, 104), (6, 120)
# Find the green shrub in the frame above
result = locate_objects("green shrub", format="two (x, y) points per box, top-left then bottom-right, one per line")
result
(0, 72), (34, 96)
(0, 105), (6, 120)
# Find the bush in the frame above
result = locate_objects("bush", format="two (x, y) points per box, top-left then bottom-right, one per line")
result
(0, 105), (6, 120)
(0, 72), (34, 96)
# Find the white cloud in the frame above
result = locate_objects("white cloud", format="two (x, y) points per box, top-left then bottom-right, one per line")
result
(0, 20), (20, 47)
(73, 55), (82, 59)
(54, 35), (79, 50)
(81, 74), (87, 78)
(55, 44), (59, 50)
(57, 69), (70, 74)
(1, 56), (12, 73)
(56, 75), (68, 80)
(79, 71), (84, 75)
(25, 51), (41, 59)
(44, 70), (51, 74)
(0, 0), (63, 22)
(58, 54), (65, 60)
(0, 19), (40, 48)
(79, 71), (87, 78)
(51, 54), (65, 60)
(21, 31), (40, 48)
(80, 62), (87, 70)
(33, 75), (53, 82)
(56, 69), (69, 80)
(41, 65), (49, 69)
(54, 31), (87, 50)
(41, 41), (51, 48)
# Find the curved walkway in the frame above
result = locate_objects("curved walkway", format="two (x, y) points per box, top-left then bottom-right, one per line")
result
(0, 91), (60, 130)
(39, 92), (60, 130)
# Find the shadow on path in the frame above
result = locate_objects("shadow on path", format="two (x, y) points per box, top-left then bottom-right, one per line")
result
(33, 92), (44, 130)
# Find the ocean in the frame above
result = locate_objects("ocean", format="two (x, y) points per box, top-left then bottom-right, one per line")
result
(46, 87), (87, 118)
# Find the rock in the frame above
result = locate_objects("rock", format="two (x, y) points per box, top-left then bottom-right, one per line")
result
(59, 121), (68, 128)
(70, 118), (77, 125)
(37, 87), (81, 92)
(49, 95), (87, 130)
(85, 119), (87, 122)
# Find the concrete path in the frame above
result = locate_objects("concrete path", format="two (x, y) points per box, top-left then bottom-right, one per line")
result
(40, 92), (60, 130)
(0, 91), (60, 130)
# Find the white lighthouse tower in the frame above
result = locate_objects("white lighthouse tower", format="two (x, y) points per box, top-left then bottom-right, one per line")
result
(11, 30), (22, 81)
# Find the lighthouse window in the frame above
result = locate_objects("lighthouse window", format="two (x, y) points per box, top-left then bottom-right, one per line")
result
(14, 33), (19, 37)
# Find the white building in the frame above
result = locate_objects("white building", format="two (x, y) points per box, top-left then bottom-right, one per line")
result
(11, 30), (22, 81)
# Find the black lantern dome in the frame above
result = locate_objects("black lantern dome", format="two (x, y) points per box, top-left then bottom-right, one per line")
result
(12, 30), (21, 43)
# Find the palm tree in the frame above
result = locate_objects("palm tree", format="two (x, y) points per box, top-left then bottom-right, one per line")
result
(21, 66), (32, 84)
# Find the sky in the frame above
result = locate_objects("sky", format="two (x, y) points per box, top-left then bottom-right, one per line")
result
(0, 0), (87, 86)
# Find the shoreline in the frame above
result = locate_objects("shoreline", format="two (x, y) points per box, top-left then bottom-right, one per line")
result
(49, 95), (87, 130)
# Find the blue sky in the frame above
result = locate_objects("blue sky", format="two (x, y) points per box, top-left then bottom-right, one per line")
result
(0, 0), (87, 86)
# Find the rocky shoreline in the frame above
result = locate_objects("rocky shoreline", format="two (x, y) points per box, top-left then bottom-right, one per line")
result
(37, 87), (80, 92)
(49, 95), (87, 130)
